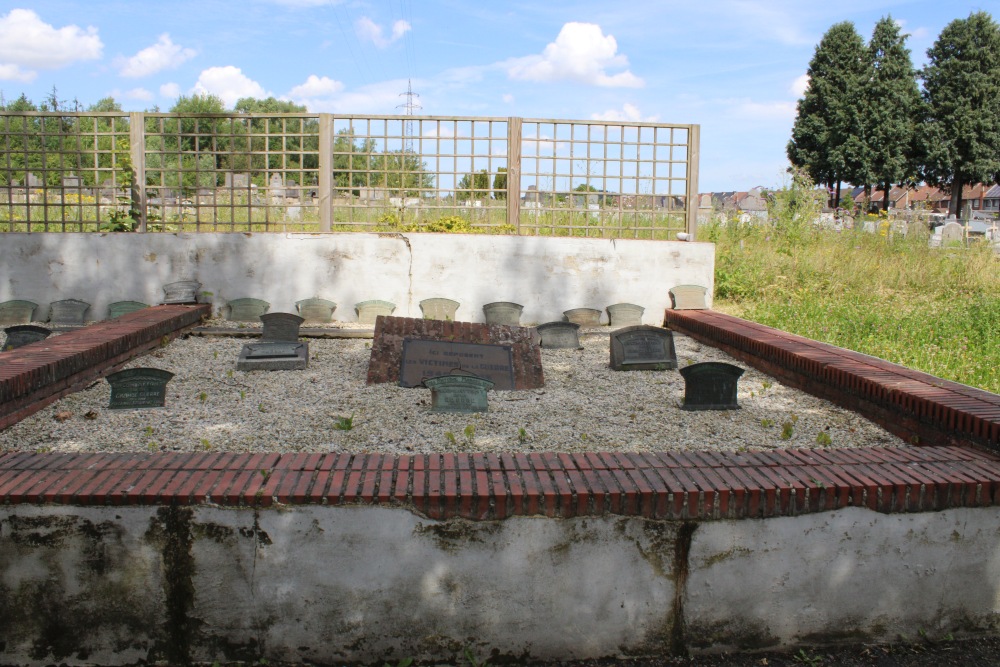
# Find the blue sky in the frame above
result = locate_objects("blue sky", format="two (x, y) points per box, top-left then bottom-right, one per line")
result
(1, 0), (997, 192)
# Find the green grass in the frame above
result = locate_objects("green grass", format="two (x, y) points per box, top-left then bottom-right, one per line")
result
(707, 218), (1000, 394)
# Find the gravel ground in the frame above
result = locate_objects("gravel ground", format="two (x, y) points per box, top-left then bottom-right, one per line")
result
(0, 321), (898, 454)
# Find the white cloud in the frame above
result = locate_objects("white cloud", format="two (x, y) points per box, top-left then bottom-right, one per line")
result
(730, 98), (797, 121)
(502, 94), (514, 104)
(160, 82), (181, 99)
(294, 80), (405, 113)
(507, 22), (643, 88)
(356, 17), (411, 48)
(894, 18), (929, 40)
(288, 74), (344, 99)
(591, 103), (658, 122)
(269, 0), (342, 6)
(790, 73), (809, 97)
(116, 34), (195, 78)
(191, 66), (268, 107)
(0, 63), (35, 82)
(0, 9), (102, 79)
(123, 87), (154, 101)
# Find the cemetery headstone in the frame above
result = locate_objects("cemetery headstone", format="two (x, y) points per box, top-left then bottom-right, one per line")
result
(48, 299), (90, 327)
(606, 303), (645, 328)
(669, 285), (709, 310)
(483, 302), (524, 326)
(260, 312), (304, 342)
(536, 321), (582, 349)
(939, 221), (964, 246)
(420, 298), (460, 321)
(0, 300), (38, 325)
(162, 280), (201, 304)
(400, 339), (515, 389)
(107, 368), (174, 409)
(3, 325), (51, 351)
(609, 325), (677, 371)
(227, 298), (270, 322)
(424, 371), (494, 413)
(26, 173), (43, 189)
(236, 341), (308, 371)
(225, 173), (249, 188)
(356, 300), (396, 325)
(108, 301), (149, 319)
(563, 308), (602, 327)
(295, 298), (337, 323)
(679, 362), (744, 410)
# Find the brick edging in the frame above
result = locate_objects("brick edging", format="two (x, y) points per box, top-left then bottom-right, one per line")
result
(664, 309), (1000, 453)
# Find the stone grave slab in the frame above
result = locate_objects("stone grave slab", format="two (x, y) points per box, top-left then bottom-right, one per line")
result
(3, 325), (51, 351)
(424, 372), (494, 413)
(107, 368), (175, 409)
(483, 302), (523, 326)
(606, 303), (645, 328)
(420, 298), (460, 321)
(108, 301), (149, 319)
(356, 300), (396, 325)
(609, 325), (677, 371)
(939, 221), (964, 246)
(227, 298), (270, 322)
(0, 300), (38, 325)
(367, 316), (543, 390)
(679, 362), (744, 410)
(236, 341), (308, 371)
(48, 299), (90, 327)
(563, 308), (602, 327)
(260, 312), (303, 342)
(296, 298), (337, 323)
(400, 339), (514, 389)
(536, 321), (582, 349)
(163, 280), (201, 304)
(669, 285), (709, 310)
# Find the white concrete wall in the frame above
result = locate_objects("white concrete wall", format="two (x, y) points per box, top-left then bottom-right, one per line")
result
(0, 232), (715, 325)
(2, 504), (999, 665)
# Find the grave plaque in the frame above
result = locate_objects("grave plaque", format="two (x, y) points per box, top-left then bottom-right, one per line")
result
(108, 301), (149, 319)
(236, 341), (308, 371)
(260, 312), (304, 342)
(295, 298), (337, 323)
(400, 339), (515, 389)
(48, 299), (90, 327)
(356, 300), (396, 325)
(3, 325), (51, 350)
(669, 285), (708, 310)
(420, 298), (460, 321)
(424, 372), (494, 413)
(610, 325), (677, 371)
(162, 280), (201, 304)
(107, 368), (174, 409)
(606, 303), (645, 328)
(483, 301), (523, 326)
(679, 362), (744, 410)
(0, 300), (38, 325)
(563, 308), (602, 327)
(227, 298), (270, 322)
(536, 321), (582, 349)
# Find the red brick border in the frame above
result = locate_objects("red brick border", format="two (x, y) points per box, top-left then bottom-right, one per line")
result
(664, 309), (1000, 453)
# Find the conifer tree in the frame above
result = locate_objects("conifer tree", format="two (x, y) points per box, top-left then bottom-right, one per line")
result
(919, 11), (1000, 215)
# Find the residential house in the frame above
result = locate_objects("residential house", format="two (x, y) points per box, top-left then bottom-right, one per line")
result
(984, 184), (1000, 216)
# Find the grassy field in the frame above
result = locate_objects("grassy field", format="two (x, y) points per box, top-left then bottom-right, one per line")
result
(706, 218), (1000, 394)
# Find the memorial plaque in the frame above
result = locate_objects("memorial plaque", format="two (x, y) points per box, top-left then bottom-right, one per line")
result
(162, 280), (201, 304)
(606, 303), (645, 328)
(3, 325), (51, 350)
(610, 325), (677, 371)
(355, 300), (396, 325)
(107, 368), (174, 409)
(295, 298), (337, 323)
(48, 299), (90, 327)
(669, 285), (709, 310)
(227, 297), (270, 322)
(483, 301), (523, 326)
(108, 301), (149, 319)
(424, 372), (494, 413)
(236, 341), (308, 371)
(679, 362), (744, 410)
(563, 308), (602, 327)
(400, 339), (515, 389)
(420, 297), (460, 321)
(260, 312), (304, 342)
(536, 321), (582, 349)
(0, 300), (38, 325)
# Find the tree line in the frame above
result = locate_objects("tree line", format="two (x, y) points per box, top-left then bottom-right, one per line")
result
(0, 91), (433, 196)
(787, 11), (1000, 215)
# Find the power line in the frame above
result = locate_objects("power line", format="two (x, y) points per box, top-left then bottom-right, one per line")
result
(397, 79), (421, 151)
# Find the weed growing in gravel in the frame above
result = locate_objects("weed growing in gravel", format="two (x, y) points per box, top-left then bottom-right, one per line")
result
(463, 424), (476, 446)
(517, 427), (528, 444)
(781, 421), (795, 440)
(333, 413), (355, 431)
(445, 431), (457, 446)
(816, 431), (832, 447)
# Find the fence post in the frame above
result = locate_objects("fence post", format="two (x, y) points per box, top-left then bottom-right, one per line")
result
(506, 117), (522, 233)
(129, 112), (147, 232)
(318, 113), (333, 232)
(686, 124), (700, 240)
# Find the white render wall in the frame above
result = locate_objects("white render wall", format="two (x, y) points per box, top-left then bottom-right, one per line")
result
(0, 232), (714, 325)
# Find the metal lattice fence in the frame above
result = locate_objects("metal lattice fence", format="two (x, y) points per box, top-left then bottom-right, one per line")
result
(0, 112), (699, 239)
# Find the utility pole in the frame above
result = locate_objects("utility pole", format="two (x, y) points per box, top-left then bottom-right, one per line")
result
(397, 79), (421, 152)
